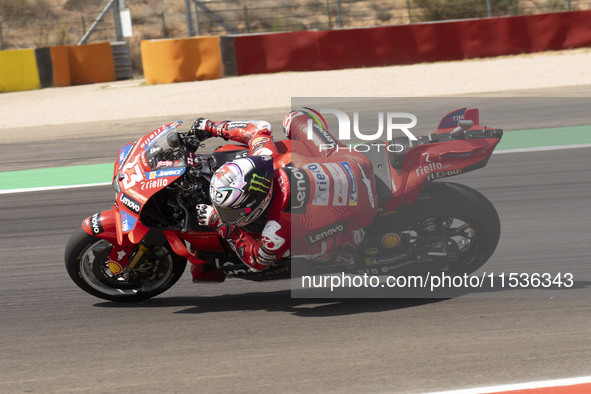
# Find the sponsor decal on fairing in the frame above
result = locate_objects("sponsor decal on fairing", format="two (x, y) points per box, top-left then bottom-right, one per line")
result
(141, 177), (169, 190)
(123, 187), (148, 203)
(156, 160), (174, 168)
(365, 247), (379, 255)
(118, 144), (133, 167)
(443, 152), (474, 158)
(426, 168), (463, 181)
(107, 261), (123, 274)
(121, 155), (144, 190)
(415, 161), (444, 177)
(140, 122), (180, 150)
(146, 167), (186, 179)
(437, 108), (466, 129)
(119, 193), (141, 214)
(90, 212), (104, 234)
(304, 163), (330, 206)
(365, 250), (412, 266)
(381, 233), (401, 248)
(121, 211), (137, 232)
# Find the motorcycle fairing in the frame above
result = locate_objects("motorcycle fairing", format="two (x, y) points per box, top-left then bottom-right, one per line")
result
(81, 209), (134, 269)
(112, 121), (189, 243)
(436, 108), (480, 131)
(163, 230), (207, 266)
(118, 144), (134, 168)
(399, 140), (500, 204)
(82, 208), (147, 246)
(115, 121), (184, 193)
(379, 109), (502, 209)
(113, 207), (150, 245)
(82, 211), (117, 242)
(178, 231), (226, 254)
(437, 108), (466, 130)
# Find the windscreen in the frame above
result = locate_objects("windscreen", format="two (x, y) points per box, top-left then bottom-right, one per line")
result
(143, 124), (185, 171)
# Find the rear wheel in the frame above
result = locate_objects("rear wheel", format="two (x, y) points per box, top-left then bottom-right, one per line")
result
(65, 228), (186, 302)
(361, 182), (500, 276)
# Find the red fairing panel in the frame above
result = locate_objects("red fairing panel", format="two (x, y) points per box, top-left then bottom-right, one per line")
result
(81, 209), (135, 270)
(82, 210), (119, 244)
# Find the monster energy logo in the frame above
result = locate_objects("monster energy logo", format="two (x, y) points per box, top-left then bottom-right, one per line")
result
(249, 173), (271, 193)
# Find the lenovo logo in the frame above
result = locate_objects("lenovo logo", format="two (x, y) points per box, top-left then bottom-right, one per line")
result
(120, 193), (141, 214)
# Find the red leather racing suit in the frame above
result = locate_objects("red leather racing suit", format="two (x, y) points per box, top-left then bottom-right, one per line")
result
(207, 112), (378, 271)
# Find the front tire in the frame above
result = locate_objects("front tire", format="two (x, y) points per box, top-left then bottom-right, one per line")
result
(65, 228), (186, 302)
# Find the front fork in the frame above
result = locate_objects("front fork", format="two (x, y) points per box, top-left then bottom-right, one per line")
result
(81, 209), (154, 276)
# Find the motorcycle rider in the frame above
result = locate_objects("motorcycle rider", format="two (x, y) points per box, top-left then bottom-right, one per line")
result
(191, 108), (378, 272)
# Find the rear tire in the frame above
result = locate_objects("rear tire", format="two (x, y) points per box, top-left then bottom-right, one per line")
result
(364, 181), (500, 276)
(65, 228), (186, 302)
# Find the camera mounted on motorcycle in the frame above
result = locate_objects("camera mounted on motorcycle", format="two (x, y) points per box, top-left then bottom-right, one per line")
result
(450, 119), (474, 139)
(184, 136), (202, 152)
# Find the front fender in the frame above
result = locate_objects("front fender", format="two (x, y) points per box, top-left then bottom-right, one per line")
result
(81, 209), (135, 272)
(82, 210), (119, 244)
(82, 208), (149, 246)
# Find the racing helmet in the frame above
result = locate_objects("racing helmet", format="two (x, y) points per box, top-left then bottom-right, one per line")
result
(209, 156), (274, 226)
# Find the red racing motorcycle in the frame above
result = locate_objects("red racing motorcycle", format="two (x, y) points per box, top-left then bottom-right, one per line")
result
(65, 108), (503, 301)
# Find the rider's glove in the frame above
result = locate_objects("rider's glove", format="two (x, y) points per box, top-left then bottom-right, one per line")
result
(196, 204), (220, 227)
(189, 118), (213, 141)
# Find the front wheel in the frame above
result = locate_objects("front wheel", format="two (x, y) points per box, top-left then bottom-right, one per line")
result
(65, 228), (187, 302)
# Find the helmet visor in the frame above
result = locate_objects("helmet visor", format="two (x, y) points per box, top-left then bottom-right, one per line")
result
(215, 206), (251, 226)
(215, 188), (272, 226)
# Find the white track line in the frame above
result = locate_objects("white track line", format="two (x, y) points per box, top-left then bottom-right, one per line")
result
(493, 143), (591, 154)
(428, 375), (591, 394)
(0, 182), (111, 195)
(1, 143), (589, 195)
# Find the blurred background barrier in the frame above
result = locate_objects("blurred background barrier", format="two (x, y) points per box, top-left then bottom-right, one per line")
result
(0, 42), (117, 92)
(140, 36), (222, 84)
(34, 47), (54, 88)
(1, 0), (590, 76)
(51, 42), (117, 86)
(0, 49), (40, 92)
(48, 45), (71, 87)
(225, 10), (591, 75)
(1, 1), (591, 90)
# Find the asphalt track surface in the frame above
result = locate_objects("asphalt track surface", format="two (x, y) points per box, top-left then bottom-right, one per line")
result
(2, 89), (591, 393)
